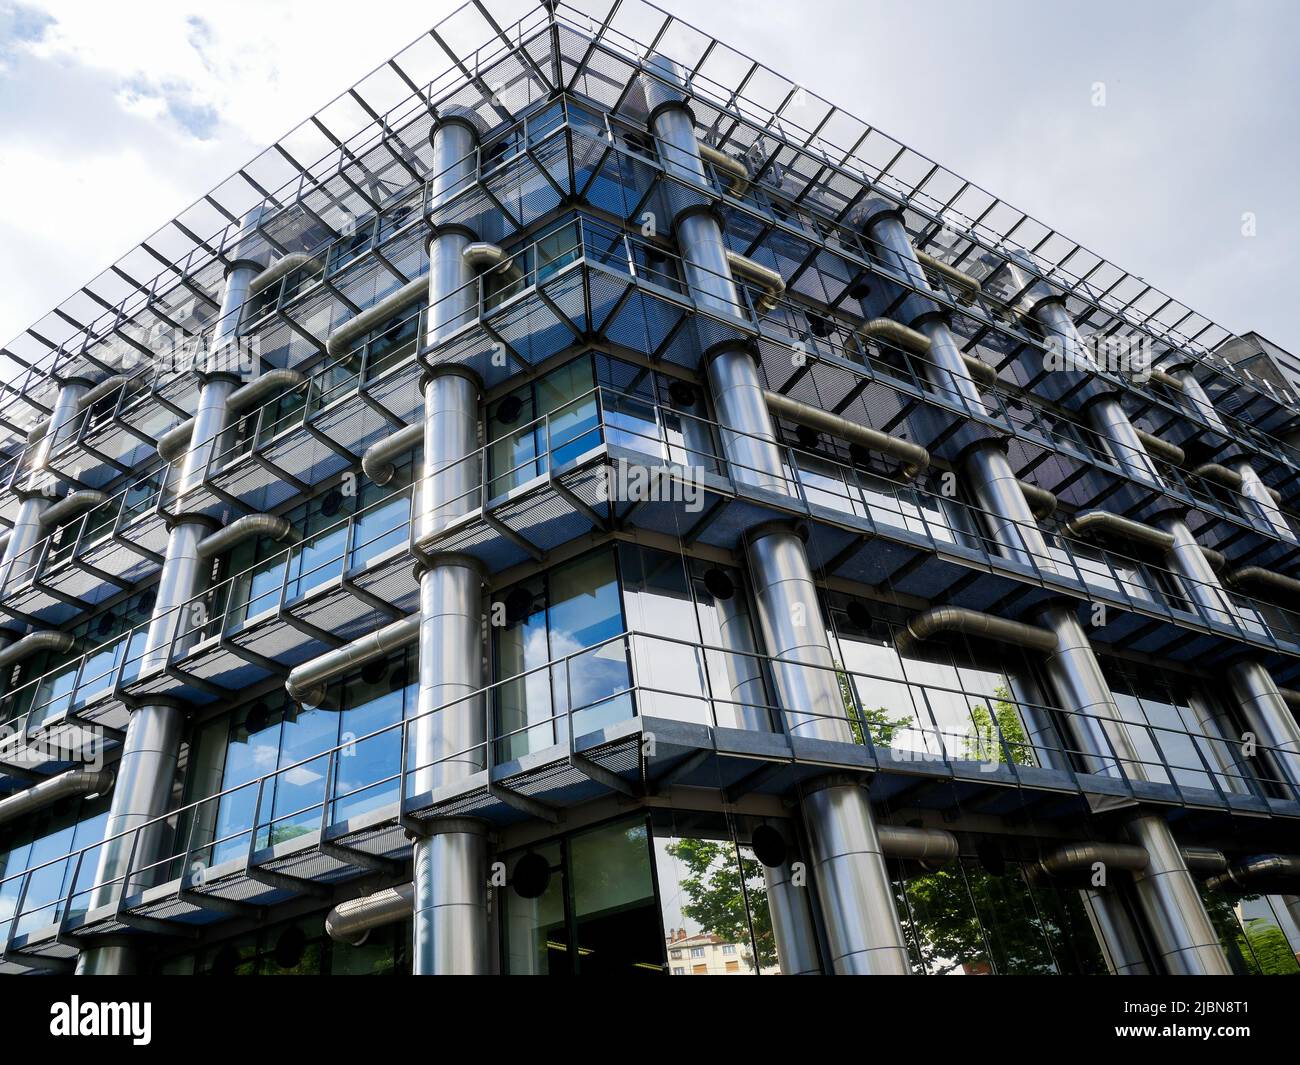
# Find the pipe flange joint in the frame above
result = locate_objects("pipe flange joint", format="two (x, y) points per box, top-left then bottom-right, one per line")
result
(407, 815), (493, 842)
(418, 362), (483, 393)
(799, 771), (871, 800)
(224, 257), (265, 280)
(645, 96), (696, 134)
(698, 340), (759, 374)
(427, 112), (480, 144)
(412, 550), (487, 582)
(669, 199), (725, 231)
(161, 511), (224, 533)
(425, 222), (480, 245)
(857, 198), (905, 234)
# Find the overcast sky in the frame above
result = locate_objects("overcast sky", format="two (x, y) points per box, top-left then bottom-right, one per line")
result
(1, 0), (1297, 354)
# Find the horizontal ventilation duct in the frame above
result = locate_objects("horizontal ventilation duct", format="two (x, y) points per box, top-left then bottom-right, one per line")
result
(1149, 369), (1185, 392)
(326, 276), (427, 359)
(286, 614), (420, 705)
(1180, 846), (1228, 874)
(726, 252), (785, 312)
(1017, 480), (1057, 519)
(326, 883), (414, 945)
(0, 630), (74, 670)
(197, 514), (295, 559)
(362, 423), (423, 486)
(1065, 509), (1174, 553)
(894, 607), (1058, 657)
(1036, 841), (1149, 880)
(1206, 853), (1300, 894)
(914, 249), (982, 295)
(1134, 429), (1184, 465)
(0, 768), (114, 827)
(26, 374), (137, 443)
(39, 490), (109, 529)
(1193, 463), (1283, 504)
(763, 390), (929, 479)
(855, 318), (996, 386)
(248, 253), (320, 296)
(878, 825), (959, 869)
(1224, 565), (1300, 603)
(700, 144), (749, 195)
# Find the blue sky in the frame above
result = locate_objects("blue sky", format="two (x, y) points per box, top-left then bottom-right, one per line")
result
(1, 0), (1297, 353)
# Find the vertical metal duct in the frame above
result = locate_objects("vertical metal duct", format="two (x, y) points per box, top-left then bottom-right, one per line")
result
(647, 54), (909, 976)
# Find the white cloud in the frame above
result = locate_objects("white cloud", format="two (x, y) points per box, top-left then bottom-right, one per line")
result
(1, 0), (1297, 355)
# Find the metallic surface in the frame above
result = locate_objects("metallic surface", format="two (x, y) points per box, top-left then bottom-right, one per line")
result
(1225, 659), (1300, 792)
(0, 768), (113, 826)
(801, 779), (911, 974)
(1126, 814), (1233, 975)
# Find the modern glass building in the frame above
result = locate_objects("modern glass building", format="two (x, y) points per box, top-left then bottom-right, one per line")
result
(1, 0), (1299, 977)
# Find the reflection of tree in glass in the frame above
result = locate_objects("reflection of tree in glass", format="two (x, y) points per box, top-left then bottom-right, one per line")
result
(664, 838), (776, 969)
(835, 663), (912, 748)
(965, 685), (1034, 766)
(903, 861), (1059, 975)
(1201, 890), (1300, 975)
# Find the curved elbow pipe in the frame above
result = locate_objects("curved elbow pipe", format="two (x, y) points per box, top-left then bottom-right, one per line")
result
(1193, 463), (1243, 492)
(0, 630), (75, 670)
(326, 276), (427, 359)
(286, 614), (420, 705)
(763, 390), (929, 479)
(1205, 853), (1300, 893)
(1017, 480), (1057, 519)
(1180, 846), (1228, 875)
(1149, 369), (1185, 392)
(228, 369), (306, 415)
(858, 317), (930, 355)
(326, 883), (415, 944)
(1224, 565), (1300, 602)
(0, 768), (114, 827)
(462, 242), (523, 283)
(856, 318), (994, 386)
(362, 422), (423, 486)
(248, 253), (320, 296)
(197, 513), (294, 559)
(158, 370), (306, 462)
(878, 825), (959, 870)
(699, 144), (750, 196)
(1065, 510), (1175, 553)
(915, 250), (982, 295)
(26, 375), (136, 443)
(895, 607), (1058, 657)
(39, 490), (110, 529)
(726, 252), (785, 313)
(1134, 429), (1184, 466)
(157, 418), (195, 463)
(1037, 841), (1149, 880)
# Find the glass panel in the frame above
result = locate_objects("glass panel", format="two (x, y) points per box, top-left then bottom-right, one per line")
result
(570, 819), (661, 974)
(500, 843), (565, 975)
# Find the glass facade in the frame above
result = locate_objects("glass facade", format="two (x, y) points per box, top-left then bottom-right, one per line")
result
(0, 0), (1297, 979)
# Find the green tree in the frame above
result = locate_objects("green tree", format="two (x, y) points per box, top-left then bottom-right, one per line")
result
(664, 838), (776, 969)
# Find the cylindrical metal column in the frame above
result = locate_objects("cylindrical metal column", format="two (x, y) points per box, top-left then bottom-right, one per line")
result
(1088, 394), (1161, 484)
(1175, 367), (1229, 434)
(763, 849), (823, 975)
(645, 56), (908, 974)
(409, 116), (490, 976)
(801, 776), (911, 974)
(1159, 514), (1237, 626)
(1080, 887), (1152, 975)
(1126, 813), (1232, 975)
(963, 441), (1052, 570)
(77, 217), (262, 976)
(1237, 461), (1293, 540)
(0, 380), (89, 596)
(1225, 659), (1300, 795)
(413, 820), (489, 975)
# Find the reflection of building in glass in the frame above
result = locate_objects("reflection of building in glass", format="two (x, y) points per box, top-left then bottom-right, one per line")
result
(666, 930), (764, 975)
(2, 0), (1300, 977)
